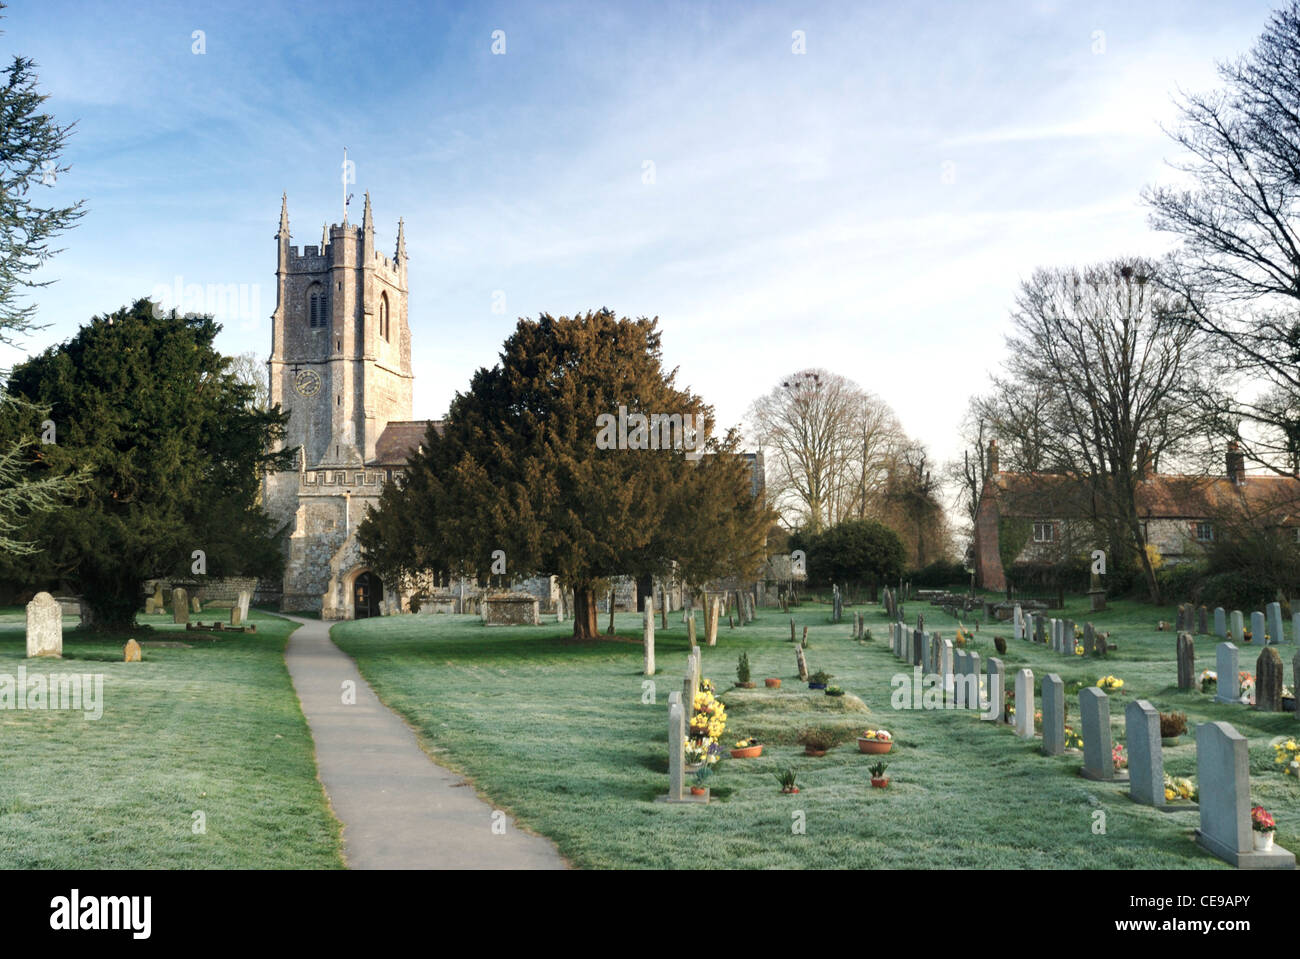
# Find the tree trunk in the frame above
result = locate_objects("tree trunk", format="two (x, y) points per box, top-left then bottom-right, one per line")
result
(571, 585), (599, 639)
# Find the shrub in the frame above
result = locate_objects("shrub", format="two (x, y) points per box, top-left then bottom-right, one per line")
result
(1159, 711), (1188, 739)
(909, 559), (969, 588)
(994, 635), (1007, 654)
(808, 669), (833, 684)
(1154, 561), (1207, 605)
(798, 728), (836, 751)
(736, 652), (751, 684)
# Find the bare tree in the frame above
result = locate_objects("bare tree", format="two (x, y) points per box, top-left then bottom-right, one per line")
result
(747, 368), (904, 533)
(993, 258), (1212, 603)
(1144, 2), (1300, 472)
(228, 351), (269, 412)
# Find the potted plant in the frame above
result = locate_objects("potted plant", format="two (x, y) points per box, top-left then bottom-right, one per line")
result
(775, 768), (799, 795)
(730, 737), (763, 759)
(764, 677), (782, 689)
(1252, 805), (1276, 852)
(1200, 669), (1217, 694)
(691, 765), (712, 797)
(807, 669), (833, 690)
(825, 685), (845, 697)
(869, 760), (889, 788)
(798, 727), (835, 756)
(858, 728), (893, 754)
(684, 738), (720, 772)
(735, 652), (755, 689)
(1159, 710), (1188, 747)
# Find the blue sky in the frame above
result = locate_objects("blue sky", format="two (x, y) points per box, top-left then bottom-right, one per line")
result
(0, 0), (1282, 467)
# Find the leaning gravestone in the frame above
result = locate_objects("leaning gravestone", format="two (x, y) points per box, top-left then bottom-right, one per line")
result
(1176, 633), (1195, 690)
(1214, 607), (1226, 639)
(985, 657), (1005, 722)
(1015, 668), (1035, 739)
(237, 590), (251, 623)
(1215, 643), (1240, 704)
(1126, 699), (1164, 807)
(794, 643), (809, 682)
(1267, 602), (1284, 645)
(1195, 721), (1294, 868)
(1041, 674), (1065, 756)
(1256, 647), (1284, 712)
(172, 587), (190, 625)
(25, 591), (62, 658)
(1079, 688), (1125, 782)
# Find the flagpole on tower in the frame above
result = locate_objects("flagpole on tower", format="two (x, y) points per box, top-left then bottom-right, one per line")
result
(342, 147), (349, 224)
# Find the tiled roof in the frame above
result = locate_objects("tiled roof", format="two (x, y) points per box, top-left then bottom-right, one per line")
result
(371, 420), (442, 466)
(989, 471), (1300, 522)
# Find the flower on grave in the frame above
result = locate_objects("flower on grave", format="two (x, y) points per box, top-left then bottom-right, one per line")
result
(699, 678), (716, 694)
(1163, 774), (1196, 802)
(1064, 725), (1084, 750)
(861, 728), (892, 742)
(1097, 675), (1124, 691)
(1074, 644), (1084, 656)
(1239, 672), (1256, 706)
(1273, 739), (1300, 776)
(1112, 743), (1126, 770)
(1074, 624), (1083, 639)
(1243, 629), (1253, 642)
(733, 737), (761, 749)
(684, 737), (722, 766)
(1251, 805), (1276, 833)
(1200, 669), (1217, 691)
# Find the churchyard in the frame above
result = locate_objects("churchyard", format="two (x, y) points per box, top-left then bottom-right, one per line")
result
(0, 604), (342, 869)
(329, 593), (1300, 869)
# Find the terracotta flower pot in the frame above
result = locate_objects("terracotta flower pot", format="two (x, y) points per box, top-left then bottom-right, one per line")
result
(780, 787), (800, 794)
(690, 786), (707, 797)
(804, 748), (827, 757)
(870, 777), (889, 788)
(858, 738), (892, 754)
(765, 678), (782, 688)
(730, 745), (763, 759)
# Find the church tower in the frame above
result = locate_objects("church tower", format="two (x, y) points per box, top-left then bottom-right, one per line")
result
(264, 193), (419, 617)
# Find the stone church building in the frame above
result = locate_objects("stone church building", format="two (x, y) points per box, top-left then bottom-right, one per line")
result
(262, 193), (433, 618)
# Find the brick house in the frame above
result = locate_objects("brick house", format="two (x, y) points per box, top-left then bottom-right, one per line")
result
(973, 440), (1300, 591)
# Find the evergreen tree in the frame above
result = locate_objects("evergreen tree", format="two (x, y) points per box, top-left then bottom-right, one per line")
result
(1, 300), (294, 627)
(358, 310), (772, 639)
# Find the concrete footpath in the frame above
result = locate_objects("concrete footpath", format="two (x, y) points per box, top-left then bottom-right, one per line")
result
(281, 614), (565, 869)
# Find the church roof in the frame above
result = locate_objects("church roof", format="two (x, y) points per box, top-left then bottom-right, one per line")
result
(371, 420), (442, 467)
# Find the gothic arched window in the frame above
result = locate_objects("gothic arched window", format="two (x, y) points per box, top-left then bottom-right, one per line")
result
(308, 283), (327, 329)
(379, 292), (390, 342)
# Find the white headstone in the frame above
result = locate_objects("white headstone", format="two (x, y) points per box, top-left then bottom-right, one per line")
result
(1015, 668), (1035, 739)
(25, 591), (62, 658)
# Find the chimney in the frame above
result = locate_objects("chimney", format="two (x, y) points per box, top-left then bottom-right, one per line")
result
(1227, 441), (1245, 484)
(987, 438), (999, 478)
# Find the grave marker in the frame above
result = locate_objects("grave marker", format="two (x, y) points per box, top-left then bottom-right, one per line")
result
(985, 657), (1005, 722)
(25, 591), (62, 658)
(1041, 674), (1064, 756)
(124, 639), (142, 663)
(1177, 633), (1195, 690)
(1214, 643), (1240, 704)
(1195, 721), (1294, 868)
(1079, 687), (1125, 781)
(1214, 607), (1226, 639)
(643, 595), (655, 676)
(1252, 611), (1267, 646)
(1083, 622), (1096, 656)
(172, 587), (189, 625)
(1229, 610), (1244, 644)
(1015, 669), (1034, 739)
(1126, 699), (1164, 806)
(1256, 647), (1284, 712)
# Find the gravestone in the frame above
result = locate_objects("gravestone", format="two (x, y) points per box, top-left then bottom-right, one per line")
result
(912, 628), (924, 667)
(1015, 669), (1035, 739)
(1252, 611), (1267, 646)
(985, 657), (1005, 722)
(1041, 674), (1065, 755)
(1268, 602), (1284, 645)
(230, 605), (243, 627)
(1035, 615), (1046, 644)
(1229, 610), (1244, 644)
(191, 596), (202, 614)
(1215, 643), (1241, 703)
(1175, 605), (1186, 632)
(237, 588), (252, 621)
(706, 596), (720, 647)
(1197, 606), (1208, 636)
(643, 595), (655, 676)
(1214, 607), (1226, 639)
(658, 701), (705, 804)
(1126, 699), (1164, 806)
(1013, 604), (1024, 640)
(689, 648), (701, 693)
(124, 639), (142, 663)
(923, 633), (936, 673)
(795, 644), (809, 682)
(968, 651), (983, 711)
(1195, 721), (1294, 868)
(1256, 647), (1284, 712)
(150, 584), (164, 614)
(1176, 633), (1195, 690)
(25, 592), (62, 658)
(172, 587), (190, 625)
(1048, 618), (1059, 653)
(687, 612), (696, 646)
(1079, 687), (1125, 781)
(1083, 622), (1096, 656)
(1063, 620), (1075, 654)
(940, 638), (954, 695)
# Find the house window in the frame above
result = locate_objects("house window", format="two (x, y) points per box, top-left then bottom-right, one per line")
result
(1196, 522), (1213, 542)
(1033, 522), (1054, 543)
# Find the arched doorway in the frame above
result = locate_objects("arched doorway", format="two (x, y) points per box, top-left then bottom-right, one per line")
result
(353, 571), (382, 619)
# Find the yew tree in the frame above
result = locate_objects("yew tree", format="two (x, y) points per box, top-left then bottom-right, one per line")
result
(358, 310), (772, 639)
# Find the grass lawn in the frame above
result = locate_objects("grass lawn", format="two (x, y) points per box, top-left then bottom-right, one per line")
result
(0, 607), (343, 869)
(333, 596), (1300, 869)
